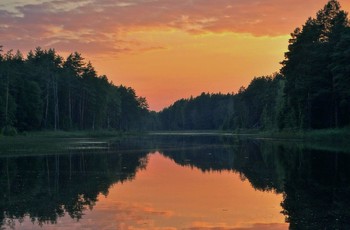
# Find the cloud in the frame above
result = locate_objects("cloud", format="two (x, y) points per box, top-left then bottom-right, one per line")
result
(0, 0), (346, 55)
(3, 199), (176, 230)
(79, 201), (175, 230)
(184, 222), (289, 230)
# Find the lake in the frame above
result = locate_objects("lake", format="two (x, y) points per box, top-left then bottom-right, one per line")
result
(0, 134), (349, 229)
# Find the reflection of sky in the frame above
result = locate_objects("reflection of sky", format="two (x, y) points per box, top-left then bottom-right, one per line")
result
(12, 152), (288, 230)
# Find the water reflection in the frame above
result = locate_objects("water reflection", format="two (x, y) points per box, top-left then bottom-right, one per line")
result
(0, 138), (149, 229)
(0, 135), (349, 229)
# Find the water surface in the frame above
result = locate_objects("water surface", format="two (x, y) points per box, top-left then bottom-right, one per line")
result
(0, 135), (349, 229)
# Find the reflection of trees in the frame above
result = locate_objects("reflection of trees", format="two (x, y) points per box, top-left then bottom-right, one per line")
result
(280, 149), (350, 229)
(1, 135), (350, 229)
(157, 135), (350, 229)
(0, 142), (149, 228)
(158, 136), (284, 193)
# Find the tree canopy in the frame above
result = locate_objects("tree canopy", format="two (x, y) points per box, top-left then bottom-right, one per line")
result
(0, 48), (150, 133)
(1, 0), (349, 133)
(158, 0), (350, 131)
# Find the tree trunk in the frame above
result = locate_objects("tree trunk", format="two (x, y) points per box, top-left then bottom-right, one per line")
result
(80, 90), (85, 129)
(334, 104), (338, 128)
(6, 158), (11, 201)
(46, 156), (51, 195)
(332, 76), (338, 128)
(4, 71), (9, 125)
(69, 153), (72, 180)
(44, 80), (49, 128)
(68, 88), (72, 129)
(53, 75), (59, 131)
(55, 154), (59, 192)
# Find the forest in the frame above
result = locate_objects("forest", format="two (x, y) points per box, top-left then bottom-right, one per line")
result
(0, 48), (150, 134)
(158, 0), (350, 131)
(1, 0), (350, 134)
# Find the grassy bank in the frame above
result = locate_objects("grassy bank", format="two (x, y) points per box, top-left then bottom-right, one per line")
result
(257, 128), (350, 153)
(2, 128), (350, 141)
(258, 128), (350, 141)
(0, 129), (147, 139)
(0, 130), (135, 157)
(1, 128), (350, 157)
(25, 130), (126, 138)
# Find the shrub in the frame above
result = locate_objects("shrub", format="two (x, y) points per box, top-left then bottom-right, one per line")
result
(2, 125), (18, 136)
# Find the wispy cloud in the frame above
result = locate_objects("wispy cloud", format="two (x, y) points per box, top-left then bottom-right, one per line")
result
(0, 0), (347, 55)
(184, 222), (288, 230)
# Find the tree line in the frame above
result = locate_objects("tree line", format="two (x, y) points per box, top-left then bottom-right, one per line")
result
(157, 75), (284, 131)
(0, 48), (149, 134)
(158, 0), (350, 131)
(158, 93), (235, 130)
(1, 0), (349, 133)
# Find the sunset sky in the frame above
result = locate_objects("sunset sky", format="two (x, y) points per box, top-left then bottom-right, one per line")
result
(1, 0), (349, 111)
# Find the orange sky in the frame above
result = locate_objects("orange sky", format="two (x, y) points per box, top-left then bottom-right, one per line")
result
(1, 0), (349, 110)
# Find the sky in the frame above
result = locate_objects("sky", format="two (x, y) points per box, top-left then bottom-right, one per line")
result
(1, 0), (350, 111)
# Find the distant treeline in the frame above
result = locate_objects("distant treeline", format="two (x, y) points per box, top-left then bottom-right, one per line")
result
(158, 0), (350, 131)
(0, 48), (149, 133)
(1, 0), (350, 134)
(158, 76), (283, 130)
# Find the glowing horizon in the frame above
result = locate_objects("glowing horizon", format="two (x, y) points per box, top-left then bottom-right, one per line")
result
(1, 0), (349, 111)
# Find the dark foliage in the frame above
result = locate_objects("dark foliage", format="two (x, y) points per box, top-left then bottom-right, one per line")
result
(1, 1), (349, 132)
(0, 49), (150, 133)
(158, 0), (350, 131)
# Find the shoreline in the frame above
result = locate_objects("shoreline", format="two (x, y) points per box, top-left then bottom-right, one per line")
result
(1, 128), (350, 141)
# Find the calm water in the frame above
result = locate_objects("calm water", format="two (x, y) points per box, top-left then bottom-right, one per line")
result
(0, 135), (350, 229)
